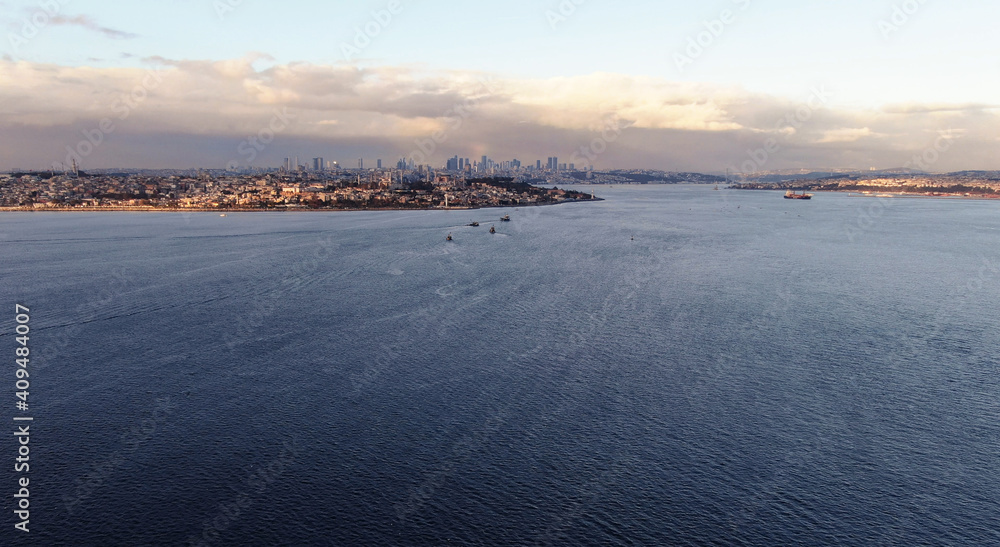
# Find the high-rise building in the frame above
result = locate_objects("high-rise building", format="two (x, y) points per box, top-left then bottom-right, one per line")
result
(537, 160), (542, 170)
(313, 158), (324, 171)
(359, 159), (364, 169)
(377, 159), (383, 169)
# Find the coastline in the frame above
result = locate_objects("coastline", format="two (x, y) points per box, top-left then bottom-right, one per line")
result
(0, 198), (603, 213)
(733, 188), (1000, 201)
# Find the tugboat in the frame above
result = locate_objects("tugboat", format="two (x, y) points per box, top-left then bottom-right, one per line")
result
(490, 225), (496, 234)
(446, 233), (453, 241)
(501, 214), (511, 222)
(784, 190), (813, 200)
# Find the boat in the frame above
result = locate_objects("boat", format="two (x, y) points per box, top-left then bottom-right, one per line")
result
(784, 190), (813, 200)
(490, 225), (496, 234)
(468, 222), (480, 227)
(501, 215), (511, 222)
(446, 233), (453, 241)
(220, 214), (227, 217)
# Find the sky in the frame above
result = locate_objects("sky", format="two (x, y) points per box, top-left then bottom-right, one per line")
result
(2, 0), (999, 173)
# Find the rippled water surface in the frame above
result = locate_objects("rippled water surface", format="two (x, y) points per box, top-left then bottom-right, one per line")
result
(2, 186), (999, 545)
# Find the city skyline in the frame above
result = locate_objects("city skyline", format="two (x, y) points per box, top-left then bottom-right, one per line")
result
(3, 1), (1000, 172)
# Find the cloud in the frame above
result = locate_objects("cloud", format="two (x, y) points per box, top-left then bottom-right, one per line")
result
(1, 56), (999, 172)
(48, 15), (138, 40)
(881, 103), (998, 115)
(816, 127), (875, 144)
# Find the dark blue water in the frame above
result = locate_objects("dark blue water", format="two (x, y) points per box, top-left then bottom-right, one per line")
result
(2, 186), (999, 545)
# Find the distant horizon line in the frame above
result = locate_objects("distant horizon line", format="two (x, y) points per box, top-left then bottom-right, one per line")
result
(4, 166), (996, 177)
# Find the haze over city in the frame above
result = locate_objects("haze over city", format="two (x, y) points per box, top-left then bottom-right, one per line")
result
(3, 0), (999, 172)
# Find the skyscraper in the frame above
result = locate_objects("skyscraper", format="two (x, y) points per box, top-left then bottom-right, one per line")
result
(377, 159), (382, 169)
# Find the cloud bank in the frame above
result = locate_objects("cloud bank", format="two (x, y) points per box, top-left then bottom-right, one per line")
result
(1, 56), (998, 172)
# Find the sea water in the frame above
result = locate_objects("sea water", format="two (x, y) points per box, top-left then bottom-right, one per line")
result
(1, 185), (998, 545)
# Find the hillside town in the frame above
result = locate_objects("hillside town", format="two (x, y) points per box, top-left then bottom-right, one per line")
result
(0, 169), (600, 210)
(730, 171), (1000, 198)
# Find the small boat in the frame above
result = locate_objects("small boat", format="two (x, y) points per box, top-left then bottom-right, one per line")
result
(468, 222), (480, 227)
(446, 233), (453, 241)
(220, 214), (227, 217)
(490, 225), (496, 234)
(784, 190), (813, 200)
(501, 215), (511, 222)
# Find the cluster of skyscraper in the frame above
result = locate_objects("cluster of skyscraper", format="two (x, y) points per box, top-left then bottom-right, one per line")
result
(282, 157), (340, 172)
(545, 157), (572, 171)
(274, 153), (574, 173)
(439, 155), (568, 173)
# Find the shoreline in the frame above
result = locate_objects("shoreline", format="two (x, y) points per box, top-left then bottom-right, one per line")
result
(0, 198), (603, 213)
(733, 188), (1000, 201)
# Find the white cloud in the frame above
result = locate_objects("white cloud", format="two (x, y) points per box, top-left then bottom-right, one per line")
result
(1, 57), (999, 171)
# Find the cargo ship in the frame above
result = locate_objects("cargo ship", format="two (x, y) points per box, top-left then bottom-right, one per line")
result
(784, 191), (813, 200)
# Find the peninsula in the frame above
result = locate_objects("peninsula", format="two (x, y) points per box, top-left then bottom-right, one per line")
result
(0, 172), (598, 211)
